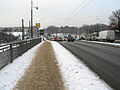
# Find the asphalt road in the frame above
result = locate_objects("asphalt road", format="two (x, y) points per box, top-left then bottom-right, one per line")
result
(60, 41), (120, 90)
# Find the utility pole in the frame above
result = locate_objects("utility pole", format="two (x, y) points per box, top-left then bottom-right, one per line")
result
(31, 0), (33, 38)
(22, 19), (24, 40)
(31, 0), (38, 38)
(29, 20), (31, 38)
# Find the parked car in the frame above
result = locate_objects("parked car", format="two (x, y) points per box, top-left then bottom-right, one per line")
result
(97, 30), (115, 43)
(90, 32), (98, 41)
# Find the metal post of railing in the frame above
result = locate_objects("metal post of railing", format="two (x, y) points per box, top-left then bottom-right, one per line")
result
(19, 42), (22, 56)
(22, 19), (25, 40)
(10, 44), (13, 63)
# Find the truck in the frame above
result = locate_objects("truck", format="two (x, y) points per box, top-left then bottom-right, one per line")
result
(97, 30), (115, 43)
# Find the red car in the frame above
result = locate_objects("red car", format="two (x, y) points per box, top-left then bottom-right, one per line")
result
(53, 37), (57, 41)
(51, 37), (57, 41)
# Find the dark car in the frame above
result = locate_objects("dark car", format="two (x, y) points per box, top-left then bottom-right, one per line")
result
(67, 36), (75, 42)
(57, 37), (62, 42)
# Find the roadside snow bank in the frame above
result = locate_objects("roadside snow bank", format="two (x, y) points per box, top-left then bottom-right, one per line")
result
(0, 41), (43, 90)
(51, 41), (113, 90)
(81, 40), (120, 48)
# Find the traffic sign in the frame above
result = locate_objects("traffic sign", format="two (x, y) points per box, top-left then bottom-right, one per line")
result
(36, 23), (40, 28)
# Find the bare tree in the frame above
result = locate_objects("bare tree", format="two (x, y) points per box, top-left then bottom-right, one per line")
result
(109, 9), (120, 30)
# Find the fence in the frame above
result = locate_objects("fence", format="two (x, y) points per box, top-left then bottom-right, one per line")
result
(0, 38), (41, 69)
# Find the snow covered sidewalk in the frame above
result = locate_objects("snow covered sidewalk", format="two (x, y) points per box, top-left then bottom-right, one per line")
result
(14, 41), (64, 90)
(51, 41), (113, 90)
(0, 42), (44, 90)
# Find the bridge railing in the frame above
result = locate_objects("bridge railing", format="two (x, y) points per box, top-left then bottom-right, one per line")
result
(0, 38), (41, 69)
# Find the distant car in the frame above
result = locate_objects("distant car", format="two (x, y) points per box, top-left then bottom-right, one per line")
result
(67, 36), (75, 42)
(57, 37), (62, 42)
(51, 37), (57, 41)
(97, 30), (115, 43)
(75, 38), (79, 40)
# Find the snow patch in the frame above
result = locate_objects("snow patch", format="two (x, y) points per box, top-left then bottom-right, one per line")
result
(82, 40), (120, 47)
(0, 41), (43, 90)
(51, 41), (113, 90)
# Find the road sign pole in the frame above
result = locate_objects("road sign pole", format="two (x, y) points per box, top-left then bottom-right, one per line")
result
(36, 23), (40, 39)
(37, 28), (39, 39)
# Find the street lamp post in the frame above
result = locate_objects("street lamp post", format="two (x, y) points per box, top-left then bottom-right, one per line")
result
(31, 0), (38, 38)
(31, 0), (33, 38)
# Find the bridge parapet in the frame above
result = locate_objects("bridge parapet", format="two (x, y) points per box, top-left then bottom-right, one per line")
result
(0, 38), (41, 69)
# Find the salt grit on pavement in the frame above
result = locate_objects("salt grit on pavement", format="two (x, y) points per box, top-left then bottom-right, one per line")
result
(14, 41), (64, 90)
(0, 41), (43, 90)
(51, 41), (113, 90)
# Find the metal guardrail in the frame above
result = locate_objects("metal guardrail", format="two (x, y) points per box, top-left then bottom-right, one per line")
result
(0, 38), (41, 69)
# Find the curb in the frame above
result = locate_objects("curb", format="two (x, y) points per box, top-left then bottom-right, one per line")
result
(80, 40), (120, 48)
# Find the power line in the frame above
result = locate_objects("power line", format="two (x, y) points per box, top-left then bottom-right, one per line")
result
(72, 0), (93, 17)
(68, 0), (87, 18)
(65, 0), (94, 22)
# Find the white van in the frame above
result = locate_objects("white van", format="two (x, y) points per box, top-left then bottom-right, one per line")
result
(97, 30), (115, 43)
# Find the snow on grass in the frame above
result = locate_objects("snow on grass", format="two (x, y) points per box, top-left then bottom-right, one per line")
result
(0, 41), (43, 90)
(51, 41), (113, 90)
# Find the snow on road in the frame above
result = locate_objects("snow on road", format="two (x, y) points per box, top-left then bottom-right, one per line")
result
(0, 42), (43, 90)
(51, 41), (113, 90)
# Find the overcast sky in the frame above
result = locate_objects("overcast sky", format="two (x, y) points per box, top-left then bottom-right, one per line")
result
(0, 0), (120, 28)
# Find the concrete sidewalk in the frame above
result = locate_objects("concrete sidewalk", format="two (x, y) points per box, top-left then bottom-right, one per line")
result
(14, 41), (64, 90)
